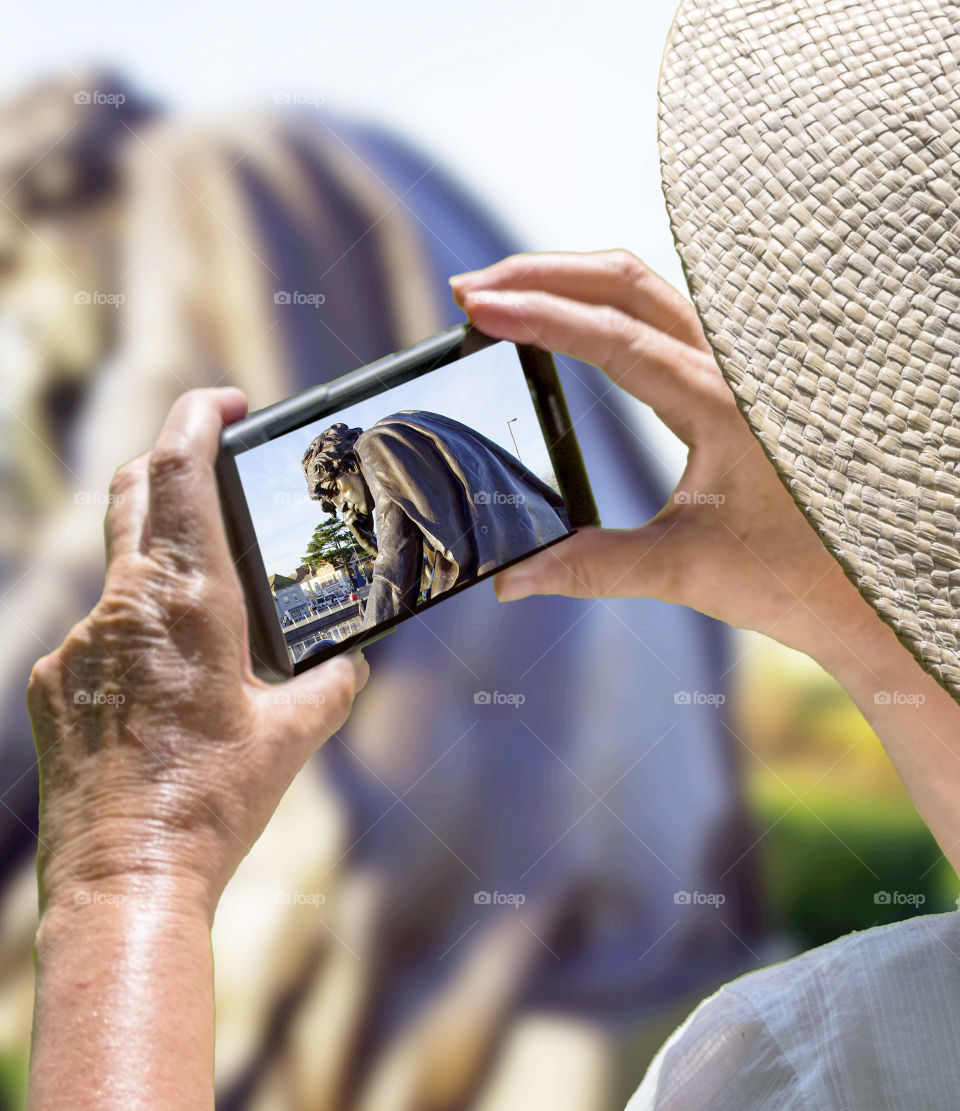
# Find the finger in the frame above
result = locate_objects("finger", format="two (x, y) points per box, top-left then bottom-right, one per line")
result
(460, 288), (730, 446)
(264, 650), (369, 758)
(104, 453), (150, 567)
(493, 524), (680, 602)
(147, 387), (247, 571)
(451, 249), (711, 353)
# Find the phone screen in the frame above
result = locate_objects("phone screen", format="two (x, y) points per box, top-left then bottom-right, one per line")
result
(234, 340), (573, 667)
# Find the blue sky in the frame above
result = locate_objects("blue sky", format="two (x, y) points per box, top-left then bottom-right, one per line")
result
(0, 0), (689, 492)
(235, 341), (556, 578)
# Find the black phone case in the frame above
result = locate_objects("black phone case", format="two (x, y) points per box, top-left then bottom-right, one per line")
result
(215, 323), (599, 679)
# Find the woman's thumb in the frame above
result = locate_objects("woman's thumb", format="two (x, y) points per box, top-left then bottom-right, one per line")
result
(266, 650), (370, 753)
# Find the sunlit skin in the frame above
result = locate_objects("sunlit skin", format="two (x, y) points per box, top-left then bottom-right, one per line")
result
(26, 388), (367, 1110)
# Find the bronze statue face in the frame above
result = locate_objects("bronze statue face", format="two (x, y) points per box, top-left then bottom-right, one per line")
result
(303, 456), (370, 514)
(303, 423), (363, 507)
(303, 458), (335, 507)
(331, 471), (377, 555)
(332, 471), (371, 520)
(301, 426), (378, 555)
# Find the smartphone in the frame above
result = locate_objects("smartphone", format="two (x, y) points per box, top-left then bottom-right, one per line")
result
(215, 323), (599, 678)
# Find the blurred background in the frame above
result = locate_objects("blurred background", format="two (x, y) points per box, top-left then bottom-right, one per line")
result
(0, 2), (956, 1109)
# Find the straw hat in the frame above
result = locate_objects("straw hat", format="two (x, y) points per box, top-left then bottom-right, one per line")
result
(658, 0), (960, 701)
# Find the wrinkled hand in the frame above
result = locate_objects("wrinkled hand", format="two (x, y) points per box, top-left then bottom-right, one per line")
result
(451, 250), (875, 665)
(26, 388), (367, 922)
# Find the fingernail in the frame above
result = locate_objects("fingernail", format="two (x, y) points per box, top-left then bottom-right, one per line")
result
(495, 575), (534, 602)
(463, 289), (520, 307)
(449, 269), (483, 288)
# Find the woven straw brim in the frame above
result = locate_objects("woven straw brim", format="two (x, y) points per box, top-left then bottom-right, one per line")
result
(658, 0), (960, 702)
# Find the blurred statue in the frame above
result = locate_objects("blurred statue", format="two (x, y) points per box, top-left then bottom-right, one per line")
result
(302, 414), (569, 626)
(0, 66), (760, 1111)
(0, 72), (158, 562)
(0, 70), (433, 574)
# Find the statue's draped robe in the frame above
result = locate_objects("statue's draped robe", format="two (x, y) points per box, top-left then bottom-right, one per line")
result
(356, 410), (569, 627)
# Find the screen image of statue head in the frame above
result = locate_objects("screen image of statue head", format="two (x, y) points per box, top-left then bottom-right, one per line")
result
(235, 341), (572, 665)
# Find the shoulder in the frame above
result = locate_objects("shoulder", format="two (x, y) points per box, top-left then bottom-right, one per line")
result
(627, 981), (789, 1111)
(356, 413), (440, 459)
(724, 911), (960, 1018)
(628, 914), (960, 1110)
(357, 414), (416, 444)
(355, 421), (393, 459)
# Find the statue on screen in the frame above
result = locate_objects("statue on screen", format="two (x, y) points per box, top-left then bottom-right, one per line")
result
(301, 411), (569, 628)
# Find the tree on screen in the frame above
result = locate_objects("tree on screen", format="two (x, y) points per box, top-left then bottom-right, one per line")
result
(304, 516), (362, 589)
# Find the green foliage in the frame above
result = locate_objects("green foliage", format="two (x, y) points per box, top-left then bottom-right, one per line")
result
(750, 783), (958, 949)
(0, 1049), (28, 1110)
(304, 516), (360, 586)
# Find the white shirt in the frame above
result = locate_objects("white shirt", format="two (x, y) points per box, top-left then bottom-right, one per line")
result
(627, 912), (960, 1110)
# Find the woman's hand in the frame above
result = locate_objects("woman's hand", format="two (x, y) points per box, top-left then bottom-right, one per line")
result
(27, 387), (367, 923)
(453, 250), (960, 881)
(451, 250), (876, 666)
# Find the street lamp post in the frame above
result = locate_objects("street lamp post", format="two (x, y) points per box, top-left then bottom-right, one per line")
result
(506, 417), (521, 462)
